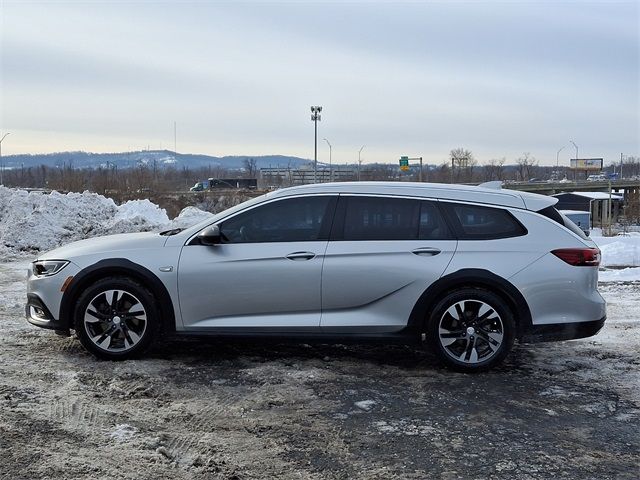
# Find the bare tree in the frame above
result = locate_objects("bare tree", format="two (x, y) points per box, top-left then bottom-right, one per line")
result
(516, 152), (538, 181)
(243, 158), (258, 178)
(450, 148), (476, 183)
(483, 158), (506, 181)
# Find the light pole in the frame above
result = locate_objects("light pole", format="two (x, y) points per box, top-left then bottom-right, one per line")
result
(556, 146), (565, 171)
(358, 145), (365, 181)
(0, 132), (10, 186)
(323, 138), (332, 182)
(570, 140), (578, 182)
(311, 106), (322, 183)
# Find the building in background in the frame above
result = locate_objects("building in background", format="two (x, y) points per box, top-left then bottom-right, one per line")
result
(553, 191), (624, 228)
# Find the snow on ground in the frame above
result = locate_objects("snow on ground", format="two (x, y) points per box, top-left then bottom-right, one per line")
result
(589, 228), (640, 282)
(0, 186), (211, 257)
(591, 228), (640, 268)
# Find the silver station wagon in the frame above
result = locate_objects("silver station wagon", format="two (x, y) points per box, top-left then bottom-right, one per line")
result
(26, 182), (606, 371)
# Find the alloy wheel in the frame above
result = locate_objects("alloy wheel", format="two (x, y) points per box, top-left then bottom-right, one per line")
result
(438, 299), (504, 364)
(83, 289), (148, 352)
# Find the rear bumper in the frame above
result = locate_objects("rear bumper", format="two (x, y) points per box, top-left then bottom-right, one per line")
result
(520, 316), (606, 343)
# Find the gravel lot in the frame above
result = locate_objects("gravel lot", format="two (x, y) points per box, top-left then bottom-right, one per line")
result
(1, 258), (639, 480)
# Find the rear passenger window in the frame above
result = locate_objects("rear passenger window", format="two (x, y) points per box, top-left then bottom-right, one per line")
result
(341, 197), (451, 241)
(344, 197), (419, 240)
(446, 203), (526, 240)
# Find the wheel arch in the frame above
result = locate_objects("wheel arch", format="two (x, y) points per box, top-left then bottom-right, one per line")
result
(59, 258), (175, 334)
(408, 268), (532, 338)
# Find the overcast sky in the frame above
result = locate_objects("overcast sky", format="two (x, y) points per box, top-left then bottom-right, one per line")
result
(1, 0), (638, 165)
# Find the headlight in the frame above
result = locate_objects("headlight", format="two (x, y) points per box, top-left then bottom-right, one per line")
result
(33, 260), (69, 277)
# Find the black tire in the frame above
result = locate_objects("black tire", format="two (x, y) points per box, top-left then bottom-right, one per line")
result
(426, 288), (515, 373)
(73, 276), (158, 360)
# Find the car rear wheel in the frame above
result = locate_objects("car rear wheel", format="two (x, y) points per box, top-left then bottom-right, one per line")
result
(427, 288), (515, 372)
(73, 276), (157, 360)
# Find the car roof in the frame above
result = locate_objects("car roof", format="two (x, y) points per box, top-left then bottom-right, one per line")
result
(268, 181), (557, 211)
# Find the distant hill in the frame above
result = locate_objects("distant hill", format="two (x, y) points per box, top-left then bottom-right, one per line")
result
(1, 150), (314, 170)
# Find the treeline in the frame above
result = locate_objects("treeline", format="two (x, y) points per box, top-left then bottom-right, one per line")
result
(1, 149), (638, 196)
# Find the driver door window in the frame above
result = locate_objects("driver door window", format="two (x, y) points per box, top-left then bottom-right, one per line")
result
(220, 196), (334, 243)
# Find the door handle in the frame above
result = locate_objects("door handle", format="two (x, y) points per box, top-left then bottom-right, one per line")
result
(285, 251), (316, 261)
(412, 247), (441, 256)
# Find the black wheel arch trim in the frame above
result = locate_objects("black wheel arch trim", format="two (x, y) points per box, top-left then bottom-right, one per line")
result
(407, 268), (532, 337)
(58, 258), (176, 333)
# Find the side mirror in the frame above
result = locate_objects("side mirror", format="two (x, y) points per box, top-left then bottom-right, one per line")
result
(198, 225), (221, 246)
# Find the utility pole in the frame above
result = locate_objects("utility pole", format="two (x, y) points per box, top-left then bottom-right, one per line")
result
(311, 106), (322, 183)
(0, 132), (10, 186)
(358, 145), (365, 181)
(621, 152), (624, 180)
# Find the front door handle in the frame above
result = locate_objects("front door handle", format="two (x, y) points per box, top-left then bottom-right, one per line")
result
(285, 251), (316, 261)
(412, 247), (441, 257)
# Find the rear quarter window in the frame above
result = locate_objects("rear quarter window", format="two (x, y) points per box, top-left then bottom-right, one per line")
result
(537, 206), (589, 240)
(443, 202), (527, 240)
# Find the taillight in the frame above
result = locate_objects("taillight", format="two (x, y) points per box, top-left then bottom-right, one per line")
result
(551, 248), (601, 267)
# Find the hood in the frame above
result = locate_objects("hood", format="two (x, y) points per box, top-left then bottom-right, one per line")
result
(37, 232), (167, 261)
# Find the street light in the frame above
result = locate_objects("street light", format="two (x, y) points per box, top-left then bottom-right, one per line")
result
(556, 146), (565, 178)
(358, 145), (365, 181)
(311, 106), (322, 183)
(323, 138), (332, 182)
(0, 132), (10, 186)
(570, 140), (579, 182)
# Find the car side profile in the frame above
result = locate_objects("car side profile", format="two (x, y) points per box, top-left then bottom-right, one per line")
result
(26, 182), (606, 371)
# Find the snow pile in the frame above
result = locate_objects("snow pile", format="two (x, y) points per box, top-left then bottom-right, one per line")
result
(109, 199), (170, 234)
(167, 206), (214, 229)
(0, 186), (210, 256)
(0, 187), (118, 255)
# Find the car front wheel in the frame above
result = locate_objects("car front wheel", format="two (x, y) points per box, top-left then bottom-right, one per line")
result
(73, 276), (158, 360)
(427, 288), (515, 372)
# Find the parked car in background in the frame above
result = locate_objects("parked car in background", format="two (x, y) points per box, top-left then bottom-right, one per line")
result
(26, 182), (606, 372)
(190, 180), (210, 192)
(587, 174), (607, 182)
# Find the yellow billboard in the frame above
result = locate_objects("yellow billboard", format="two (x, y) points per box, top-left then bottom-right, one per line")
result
(570, 158), (603, 171)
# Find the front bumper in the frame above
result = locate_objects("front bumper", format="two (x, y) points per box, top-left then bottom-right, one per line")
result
(26, 260), (80, 332)
(25, 293), (68, 332)
(520, 316), (606, 343)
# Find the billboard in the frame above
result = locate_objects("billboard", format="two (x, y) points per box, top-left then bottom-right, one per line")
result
(570, 158), (603, 171)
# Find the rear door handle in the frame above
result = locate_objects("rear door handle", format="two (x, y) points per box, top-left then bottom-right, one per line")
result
(412, 247), (441, 256)
(285, 251), (316, 261)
